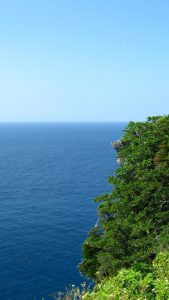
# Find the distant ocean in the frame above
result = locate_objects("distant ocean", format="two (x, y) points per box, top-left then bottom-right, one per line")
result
(0, 123), (126, 300)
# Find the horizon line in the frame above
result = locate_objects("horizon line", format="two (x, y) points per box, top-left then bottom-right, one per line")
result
(0, 120), (131, 124)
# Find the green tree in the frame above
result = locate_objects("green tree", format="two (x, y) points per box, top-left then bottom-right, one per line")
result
(79, 115), (169, 281)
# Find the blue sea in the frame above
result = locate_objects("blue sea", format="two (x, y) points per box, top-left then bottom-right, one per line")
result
(0, 123), (125, 300)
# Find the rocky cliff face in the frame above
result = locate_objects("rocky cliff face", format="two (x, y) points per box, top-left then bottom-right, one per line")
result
(112, 139), (124, 151)
(112, 139), (126, 165)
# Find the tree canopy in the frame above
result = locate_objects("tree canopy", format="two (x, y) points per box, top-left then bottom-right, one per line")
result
(79, 115), (169, 281)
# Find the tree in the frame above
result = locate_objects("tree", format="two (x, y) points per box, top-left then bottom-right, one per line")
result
(79, 115), (169, 281)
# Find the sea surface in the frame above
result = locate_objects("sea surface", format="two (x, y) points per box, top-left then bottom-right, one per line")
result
(0, 123), (126, 300)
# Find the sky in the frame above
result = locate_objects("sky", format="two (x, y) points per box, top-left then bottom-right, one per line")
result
(0, 0), (169, 122)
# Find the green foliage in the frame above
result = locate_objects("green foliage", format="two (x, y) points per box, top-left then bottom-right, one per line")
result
(83, 251), (169, 300)
(79, 115), (169, 280)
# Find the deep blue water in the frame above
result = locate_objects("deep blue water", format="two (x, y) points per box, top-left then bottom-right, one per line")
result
(0, 123), (125, 300)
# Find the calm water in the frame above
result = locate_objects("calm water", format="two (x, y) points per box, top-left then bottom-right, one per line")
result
(0, 123), (125, 300)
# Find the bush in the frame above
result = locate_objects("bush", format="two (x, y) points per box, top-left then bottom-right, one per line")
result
(83, 251), (169, 300)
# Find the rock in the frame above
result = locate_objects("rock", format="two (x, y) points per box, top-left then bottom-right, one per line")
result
(112, 139), (126, 165)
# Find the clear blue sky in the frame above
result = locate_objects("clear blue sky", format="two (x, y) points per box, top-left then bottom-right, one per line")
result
(0, 0), (169, 122)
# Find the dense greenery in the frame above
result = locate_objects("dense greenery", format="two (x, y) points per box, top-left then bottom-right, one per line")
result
(83, 251), (169, 300)
(79, 115), (169, 281)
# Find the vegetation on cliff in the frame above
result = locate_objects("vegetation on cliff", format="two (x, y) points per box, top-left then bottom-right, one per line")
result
(80, 115), (169, 281)
(83, 251), (169, 300)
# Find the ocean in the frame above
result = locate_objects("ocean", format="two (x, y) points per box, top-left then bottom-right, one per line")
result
(0, 123), (126, 300)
